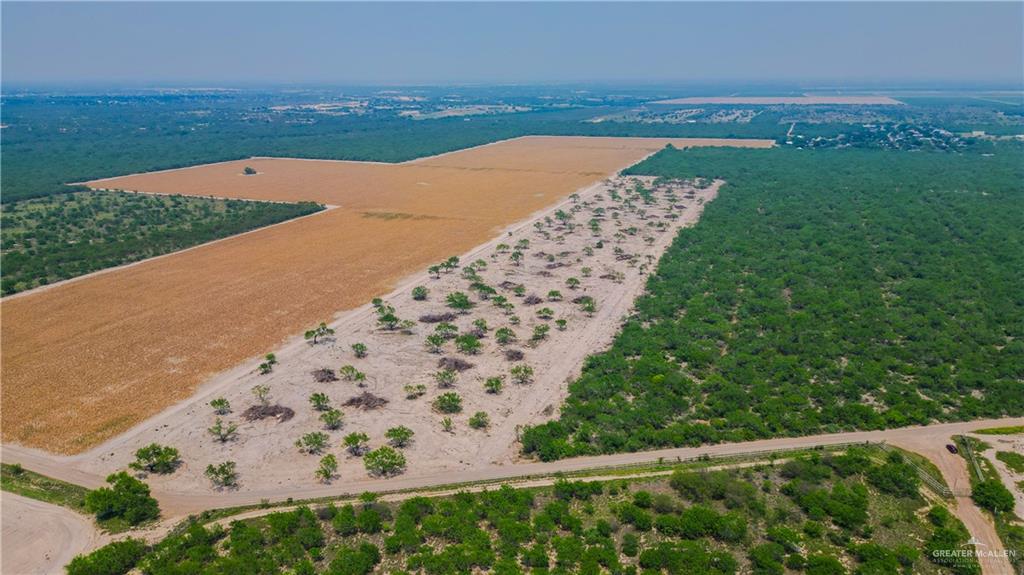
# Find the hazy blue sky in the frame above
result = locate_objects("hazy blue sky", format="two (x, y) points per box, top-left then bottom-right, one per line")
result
(3, 2), (1022, 87)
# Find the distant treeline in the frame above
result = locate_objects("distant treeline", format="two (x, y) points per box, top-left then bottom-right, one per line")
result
(1, 98), (785, 203)
(5, 93), (1021, 204)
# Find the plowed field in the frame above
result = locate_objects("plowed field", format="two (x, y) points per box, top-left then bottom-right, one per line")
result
(1, 136), (772, 453)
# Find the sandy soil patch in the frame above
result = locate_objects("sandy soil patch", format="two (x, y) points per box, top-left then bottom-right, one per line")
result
(980, 439), (1024, 519)
(2, 136), (771, 455)
(1, 493), (105, 574)
(56, 175), (718, 497)
(651, 95), (903, 105)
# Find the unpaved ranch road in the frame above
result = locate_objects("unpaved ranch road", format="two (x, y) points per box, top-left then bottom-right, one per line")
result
(1, 492), (106, 575)
(891, 432), (1020, 575)
(5, 418), (1022, 574)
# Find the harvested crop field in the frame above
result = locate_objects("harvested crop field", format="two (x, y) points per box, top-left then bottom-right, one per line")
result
(651, 95), (904, 105)
(1, 136), (773, 454)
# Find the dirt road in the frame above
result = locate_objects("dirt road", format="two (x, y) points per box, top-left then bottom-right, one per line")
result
(209, 459), (780, 531)
(890, 434), (1018, 575)
(0, 493), (105, 575)
(7, 418), (1021, 512)
(5, 418), (1021, 574)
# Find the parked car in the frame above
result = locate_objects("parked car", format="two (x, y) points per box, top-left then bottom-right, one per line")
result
(945, 444), (959, 454)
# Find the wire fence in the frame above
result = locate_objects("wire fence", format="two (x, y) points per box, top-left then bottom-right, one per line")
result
(570, 440), (878, 477)
(878, 443), (956, 497)
(957, 434), (986, 481)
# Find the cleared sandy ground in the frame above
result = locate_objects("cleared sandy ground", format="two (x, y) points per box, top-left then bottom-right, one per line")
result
(1, 136), (773, 454)
(15, 175), (717, 499)
(651, 95), (903, 105)
(0, 493), (105, 575)
(979, 438), (1024, 519)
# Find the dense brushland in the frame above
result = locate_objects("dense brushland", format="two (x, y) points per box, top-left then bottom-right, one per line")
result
(522, 143), (1024, 462)
(0, 95), (784, 204)
(68, 448), (980, 575)
(0, 92), (778, 293)
(0, 191), (322, 294)
(6, 91), (1020, 204)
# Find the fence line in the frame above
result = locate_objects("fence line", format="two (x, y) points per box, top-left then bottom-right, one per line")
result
(571, 441), (877, 477)
(878, 443), (954, 497)
(957, 434), (985, 481)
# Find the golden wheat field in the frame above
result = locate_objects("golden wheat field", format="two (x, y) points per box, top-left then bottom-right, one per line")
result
(1, 136), (773, 454)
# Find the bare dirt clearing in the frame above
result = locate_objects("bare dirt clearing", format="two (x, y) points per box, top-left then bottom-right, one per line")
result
(0, 492), (105, 574)
(651, 95), (903, 105)
(48, 175), (722, 496)
(1, 136), (772, 454)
